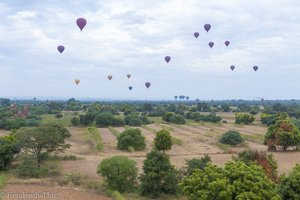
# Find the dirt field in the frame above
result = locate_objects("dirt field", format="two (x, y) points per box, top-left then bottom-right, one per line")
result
(2, 113), (300, 199)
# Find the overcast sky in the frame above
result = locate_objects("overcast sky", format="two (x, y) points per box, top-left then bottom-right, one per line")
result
(0, 0), (299, 100)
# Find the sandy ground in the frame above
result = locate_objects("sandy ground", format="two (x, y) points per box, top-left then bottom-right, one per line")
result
(2, 184), (112, 200)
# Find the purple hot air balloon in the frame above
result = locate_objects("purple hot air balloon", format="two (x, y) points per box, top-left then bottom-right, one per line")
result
(165, 56), (171, 63)
(225, 41), (230, 47)
(76, 18), (87, 31)
(208, 42), (214, 48)
(57, 45), (65, 53)
(128, 86), (133, 91)
(194, 32), (199, 38)
(230, 65), (235, 71)
(253, 66), (259, 71)
(204, 24), (211, 32)
(145, 82), (151, 88)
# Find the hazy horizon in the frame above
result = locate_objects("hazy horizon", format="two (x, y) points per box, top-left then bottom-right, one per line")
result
(1, 0), (300, 100)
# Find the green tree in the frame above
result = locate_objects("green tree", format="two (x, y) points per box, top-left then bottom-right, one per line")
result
(140, 150), (178, 198)
(97, 156), (137, 192)
(233, 150), (278, 182)
(279, 164), (300, 200)
(154, 129), (172, 151)
(0, 135), (20, 171)
(180, 161), (281, 200)
(264, 119), (300, 151)
(235, 113), (255, 124)
(117, 129), (146, 151)
(15, 125), (71, 167)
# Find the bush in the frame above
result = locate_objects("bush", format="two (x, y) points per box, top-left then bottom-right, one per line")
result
(279, 164), (300, 200)
(169, 114), (186, 124)
(97, 156), (137, 192)
(71, 117), (80, 126)
(261, 113), (276, 126)
(185, 154), (211, 175)
(235, 113), (255, 124)
(55, 113), (63, 118)
(140, 150), (178, 198)
(124, 114), (150, 126)
(117, 129), (146, 151)
(66, 171), (82, 186)
(154, 129), (172, 151)
(95, 112), (124, 127)
(79, 113), (95, 126)
(15, 156), (48, 178)
(219, 130), (244, 146)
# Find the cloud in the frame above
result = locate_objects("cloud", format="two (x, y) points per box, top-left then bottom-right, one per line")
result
(0, 0), (299, 99)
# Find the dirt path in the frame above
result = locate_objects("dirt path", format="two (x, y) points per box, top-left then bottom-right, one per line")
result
(97, 128), (119, 153)
(2, 184), (112, 200)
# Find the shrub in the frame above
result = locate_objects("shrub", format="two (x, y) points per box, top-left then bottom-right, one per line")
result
(154, 129), (172, 151)
(55, 113), (63, 118)
(124, 114), (150, 126)
(140, 150), (178, 198)
(185, 154), (211, 175)
(71, 117), (80, 126)
(117, 129), (146, 151)
(15, 156), (48, 178)
(95, 112), (124, 127)
(66, 171), (82, 186)
(219, 130), (244, 146)
(279, 164), (300, 200)
(169, 114), (186, 124)
(235, 113), (255, 124)
(97, 156), (137, 192)
(261, 113), (276, 126)
(79, 113), (95, 126)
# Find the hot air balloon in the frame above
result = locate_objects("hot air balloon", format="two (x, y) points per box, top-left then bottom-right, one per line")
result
(208, 42), (214, 48)
(253, 66), (259, 71)
(76, 18), (87, 31)
(145, 82), (151, 88)
(225, 41), (230, 47)
(194, 32), (199, 38)
(128, 86), (133, 91)
(204, 24), (211, 32)
(57, 45), (65, 53)
(230, 65), (235, 71)
(75, 79), (80, 85)
(165, 56), (171, 63)
(108, 75), (112, 80)
(127, 74), (131, 79)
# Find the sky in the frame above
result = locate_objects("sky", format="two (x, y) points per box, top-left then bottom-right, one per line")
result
(0, 0), (300, 100)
